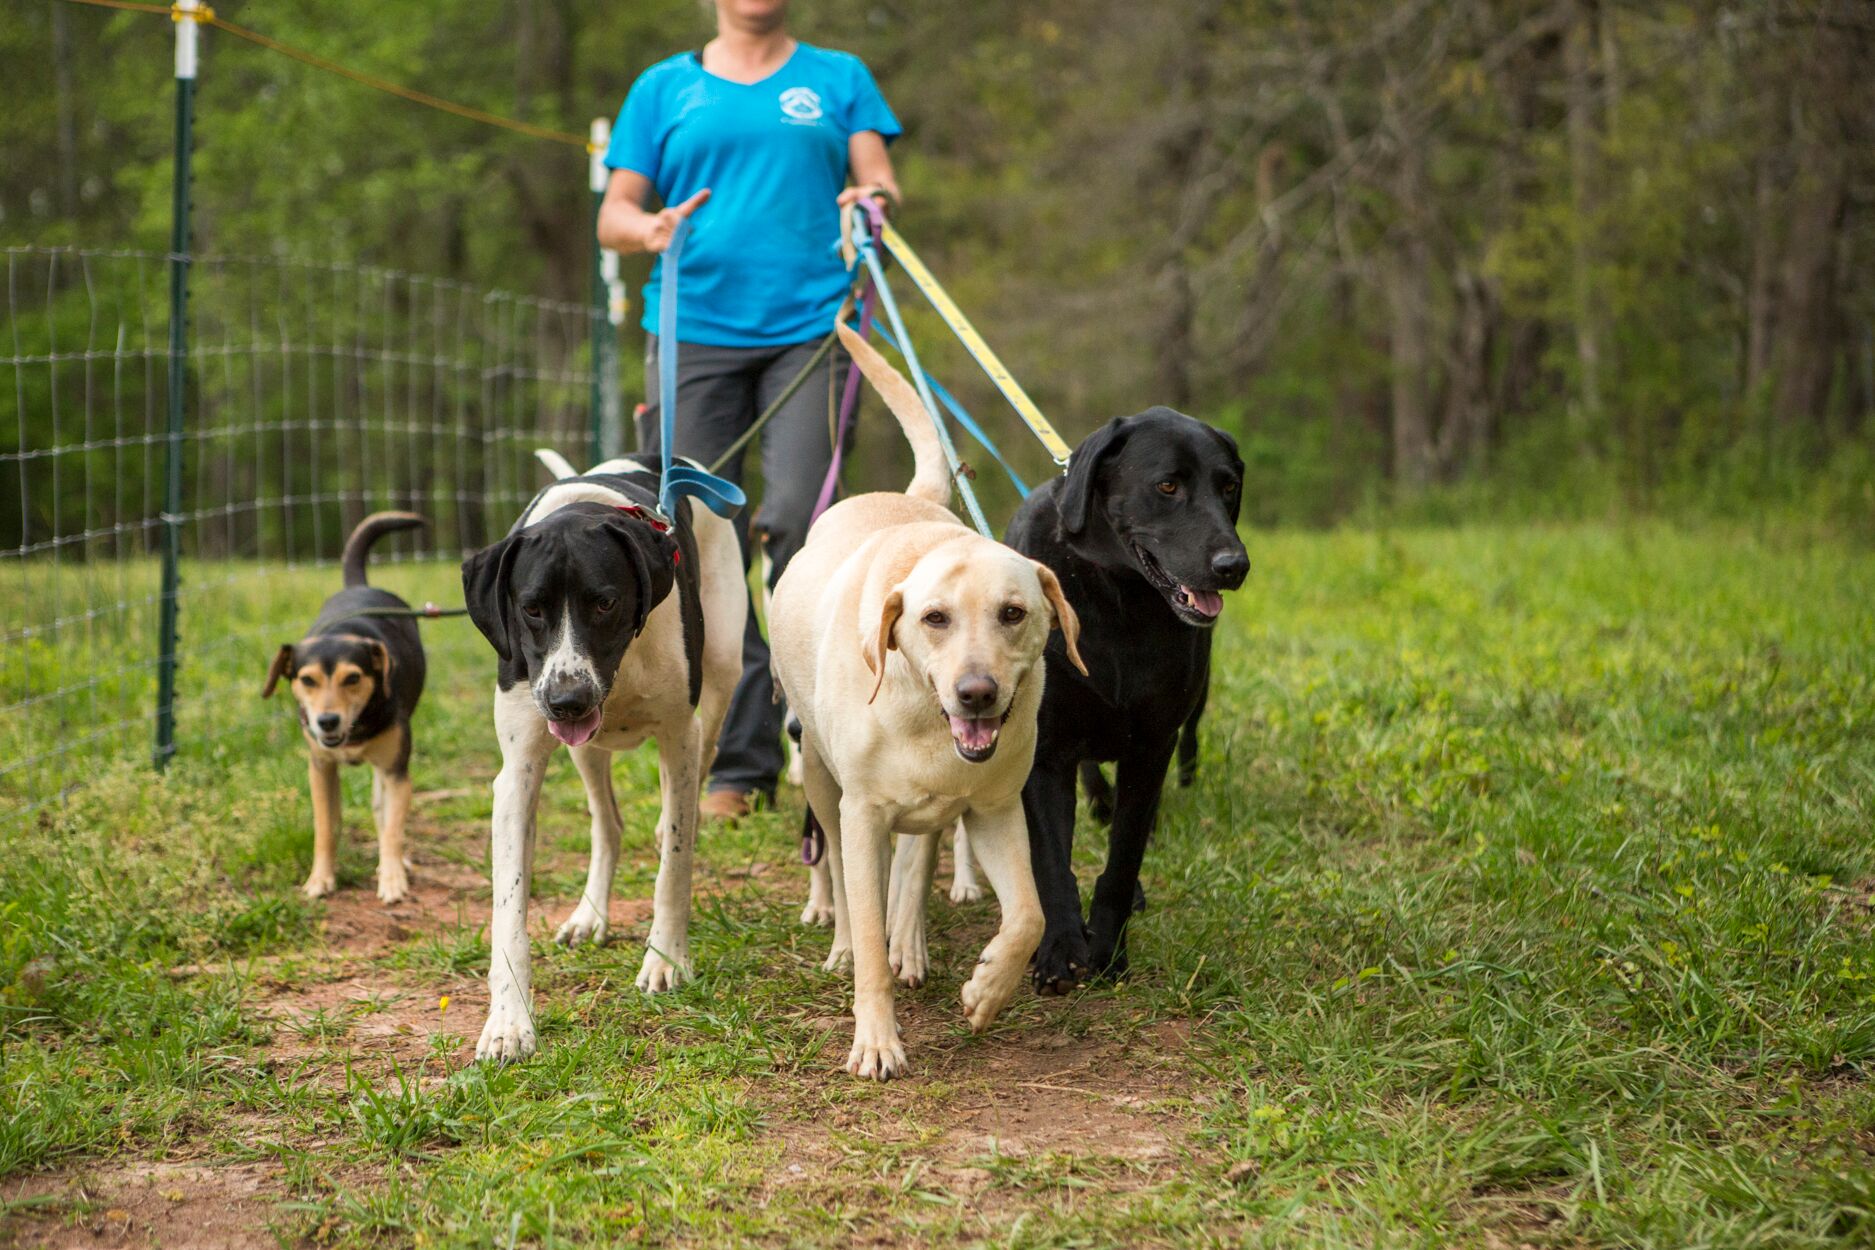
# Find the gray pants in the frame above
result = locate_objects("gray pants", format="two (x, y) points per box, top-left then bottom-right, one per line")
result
(640, 334), (849, 799)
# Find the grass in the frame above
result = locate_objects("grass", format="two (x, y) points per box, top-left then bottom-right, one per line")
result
(3, 521), (1874, 1247)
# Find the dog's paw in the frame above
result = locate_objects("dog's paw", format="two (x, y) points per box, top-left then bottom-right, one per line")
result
(948, 878), (985, 905)
(301, 870), (338, 900)
(822, 942), (853, 974)
(1087, 930), (1132, 984)
(961, 964), (1018, 1032)
(635, 946), (691, 993)
(889, 930), (928, 989)
(846, 1020), (907, 1081)
(375, 864), (410, 905)
(1030, 926), (1091, 996)
(553, 902), (609, 948)
(475, 1002), (536, 1064)
(800, 896), (835, 927)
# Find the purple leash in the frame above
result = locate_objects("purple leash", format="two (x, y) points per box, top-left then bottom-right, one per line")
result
(811, 200), (887, 522)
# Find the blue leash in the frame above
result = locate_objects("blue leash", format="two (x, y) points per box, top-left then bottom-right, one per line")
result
(848, 213), (994, 537)
(870, 321), (1029, 499)
(656, 217), (746, 521)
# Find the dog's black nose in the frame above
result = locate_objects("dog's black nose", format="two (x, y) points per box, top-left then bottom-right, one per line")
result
(546, 690), (590, 720)
(316, 713), (341, 733)
(954, 675), (999, 715)
(1211, 548), (1250, 587)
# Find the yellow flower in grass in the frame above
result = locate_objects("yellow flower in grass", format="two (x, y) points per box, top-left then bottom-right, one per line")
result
(438, 995), (451, 1013)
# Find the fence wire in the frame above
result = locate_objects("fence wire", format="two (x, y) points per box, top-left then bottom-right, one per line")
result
(2, 245), (596, 824)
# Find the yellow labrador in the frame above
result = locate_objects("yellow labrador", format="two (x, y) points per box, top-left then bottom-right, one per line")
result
(769, 325), (1085, 1081)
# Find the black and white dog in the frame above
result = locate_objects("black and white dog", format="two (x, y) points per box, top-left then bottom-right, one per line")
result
(1006, 409), (1248, 991)
(460, 456), (745, 1062)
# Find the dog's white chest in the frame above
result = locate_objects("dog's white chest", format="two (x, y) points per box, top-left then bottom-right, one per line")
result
(885, 786), (973, 836)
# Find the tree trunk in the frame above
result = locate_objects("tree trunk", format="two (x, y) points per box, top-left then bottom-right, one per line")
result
(1384, 75), (1435, 491)
(1563, 0), (1603, 446)
(51, 0), (78, 218)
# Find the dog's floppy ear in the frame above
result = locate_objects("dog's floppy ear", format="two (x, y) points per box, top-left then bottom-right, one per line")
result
(262, 644), (295, 697)
(1208, 423), (1246, 525)
(602, 511), (678, 636)
(461, 533), (524, 664)
(1059, 416), (1129, 536)
(863, 587), (905, 705)
(368, 639), (393, 688)
(1032, 562), (1089, 676)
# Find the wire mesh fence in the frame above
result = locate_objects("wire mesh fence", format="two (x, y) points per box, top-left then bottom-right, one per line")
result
(2, 244), (598, 825)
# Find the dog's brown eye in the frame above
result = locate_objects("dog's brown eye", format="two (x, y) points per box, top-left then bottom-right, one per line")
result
(922, 610), (949, 629)
(593, 596), (616, 615)
(298, 674), (316, 687)
(1000, 605), (1026, 626)
(521, 603), (544, 621)
(342, 672), (362, 687)
(1157, 480), (1179, 497)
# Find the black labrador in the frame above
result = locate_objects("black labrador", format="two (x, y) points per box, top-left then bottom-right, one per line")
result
(1005, 407), (1247, 991)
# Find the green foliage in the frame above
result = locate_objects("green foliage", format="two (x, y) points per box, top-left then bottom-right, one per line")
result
(5, 1), (1870, 524)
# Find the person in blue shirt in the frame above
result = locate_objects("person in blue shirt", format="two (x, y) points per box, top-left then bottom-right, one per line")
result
(598, 0), (901, 821)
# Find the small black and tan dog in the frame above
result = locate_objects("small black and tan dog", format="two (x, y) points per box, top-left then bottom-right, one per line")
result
(263, 512), (429, 904)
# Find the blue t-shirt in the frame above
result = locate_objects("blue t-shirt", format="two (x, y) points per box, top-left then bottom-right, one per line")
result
(606, 44), (901, 348)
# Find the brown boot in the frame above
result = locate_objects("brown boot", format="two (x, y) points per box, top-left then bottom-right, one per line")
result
(699, 788), (754, 823)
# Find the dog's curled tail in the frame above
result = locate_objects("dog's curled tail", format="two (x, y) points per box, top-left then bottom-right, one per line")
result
(341, 512), (428, 587)
(837, 322), (949, 507)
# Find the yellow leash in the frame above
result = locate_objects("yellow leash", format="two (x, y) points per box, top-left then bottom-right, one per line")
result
(879, 222), (1073, 467)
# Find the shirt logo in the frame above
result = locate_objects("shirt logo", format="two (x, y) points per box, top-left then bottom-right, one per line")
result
(778, 86), (823, 122)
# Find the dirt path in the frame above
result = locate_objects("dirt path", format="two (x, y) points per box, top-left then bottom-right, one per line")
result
(3, 816), (1204, 1248)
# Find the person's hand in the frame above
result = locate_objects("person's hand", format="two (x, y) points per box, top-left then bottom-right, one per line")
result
(837, 184), (895, 216)
(642, 189), (710, 253)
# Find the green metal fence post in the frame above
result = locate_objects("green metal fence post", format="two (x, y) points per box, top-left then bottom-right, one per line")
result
(589, 117), (625, 464)
(154, 0), (203, 770)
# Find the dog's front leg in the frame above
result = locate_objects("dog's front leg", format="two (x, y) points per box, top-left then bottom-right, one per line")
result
(372, 765), (413, 904)
(478, 694), (553, 1063)
(1023, 759), (1090, 993)
(958, 798), (1044, 1031)
(886, 833), (939, 987)
(1086, 741), (1175, 982)
(839, 796), (905, 1080)
(637, 717), (703, 992)
(302, 755), (342, 899)
(554, 743), (620, 948)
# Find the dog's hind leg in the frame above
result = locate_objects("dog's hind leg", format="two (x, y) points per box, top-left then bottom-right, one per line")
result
(637, 717), (704, 992)
(302, 756), (342, 899)
(957, 798), (1044, 1032)
(802, 856), (836, 928)
(948, 819), (984, 904)
(838, 793), (906, 1080)
(555, 743), (621, 948)
(479, 690), (554, 1063)
(801, 743), (850, 966)
(887, 833), (939, 988)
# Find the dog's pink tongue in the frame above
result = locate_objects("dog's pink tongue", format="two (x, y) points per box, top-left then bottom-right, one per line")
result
(1181, 586), (1224, 618)
(548, 709), (603, 747)
(948, 715), (998, 752)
